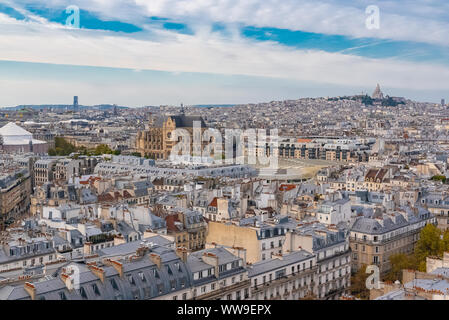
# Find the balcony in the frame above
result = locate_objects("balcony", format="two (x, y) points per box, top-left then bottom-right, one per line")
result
(195, 279), (250, 300)
(251, 267), (317, 295)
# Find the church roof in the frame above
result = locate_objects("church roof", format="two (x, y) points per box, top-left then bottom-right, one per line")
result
(153, 115), (206, 128)
(0, 122), (46, 145)
(0, 122), (32, 136)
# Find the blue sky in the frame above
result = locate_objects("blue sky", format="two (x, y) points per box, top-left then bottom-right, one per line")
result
(0, 0), (448, 106)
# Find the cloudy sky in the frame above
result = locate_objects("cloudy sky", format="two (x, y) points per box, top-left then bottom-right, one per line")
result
(0, 0), (448, 107)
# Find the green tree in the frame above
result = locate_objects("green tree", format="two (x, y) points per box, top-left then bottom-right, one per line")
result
(385, 253), (416, 282)
(414, 224), (442, 271)
(431, 175), (447, 183)
(93, 144), (113, 155)
(350, 265), (370, 299)
(50, 137), (78, 156)
(441, 230), (449, 254)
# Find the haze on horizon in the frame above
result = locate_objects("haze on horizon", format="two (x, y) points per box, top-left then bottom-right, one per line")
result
(0, 0), (448, 106)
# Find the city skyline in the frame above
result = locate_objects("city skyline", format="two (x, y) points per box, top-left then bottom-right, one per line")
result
(0, 0), (448, 106)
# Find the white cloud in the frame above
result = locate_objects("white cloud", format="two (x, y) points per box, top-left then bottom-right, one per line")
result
(7, 0), (449, 46)
(0, 14), (448, 92)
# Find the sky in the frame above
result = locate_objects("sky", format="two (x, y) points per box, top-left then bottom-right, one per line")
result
(0, 0), (448, 107)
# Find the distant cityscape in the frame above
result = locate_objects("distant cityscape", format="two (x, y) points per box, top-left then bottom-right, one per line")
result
(0, 83), (446, 301)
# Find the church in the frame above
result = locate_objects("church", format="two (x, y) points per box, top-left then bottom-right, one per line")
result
(135, 114), (207, 160)
(0, 122), (48, 154)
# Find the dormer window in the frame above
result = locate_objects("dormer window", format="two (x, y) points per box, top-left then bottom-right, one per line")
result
(166, 265), (173, 275)
(92, 283), (100, 296)
(79, 287), (88, 299)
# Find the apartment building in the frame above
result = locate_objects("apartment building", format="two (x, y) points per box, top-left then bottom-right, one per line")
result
(282, 223), (351, 299)
(33, 159), (57, 186)
(0, 169), (32, 228)
(206, 216), (287, 264)
(419, 192), (449, 231)
(0, 241), (251, 301)
(248, 250), (316, 300)
(350, 207), (436, 274)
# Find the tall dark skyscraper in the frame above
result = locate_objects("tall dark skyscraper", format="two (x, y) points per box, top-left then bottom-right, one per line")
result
(442, 98), (446, 106)
(73, 96), (79, 113)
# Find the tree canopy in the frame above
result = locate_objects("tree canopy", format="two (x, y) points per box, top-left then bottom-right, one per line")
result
(48, 137), (121, 157)
(386, 223), (449, 281)
(350, 265), (370, 299)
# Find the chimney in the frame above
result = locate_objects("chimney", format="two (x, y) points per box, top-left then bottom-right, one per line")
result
(83, 242), (92, 255)
(375, 216), (384, 227)
(60, 273), (74, 291)
(136, 245), (149, 257)
(150, 253), (162, 269)
(110, 260), (123, 278)
(176, 247), (188, 263)
(89, 266), (105, 283)
(402, 269), (416, 284)
(24, 282), (36, 300)
(201, 252), (219, 278)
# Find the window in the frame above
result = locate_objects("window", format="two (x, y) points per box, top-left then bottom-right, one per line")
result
(110, 278), (119, 291)
(138, 272), (146, 282)
(128, 274), (135, 285)
(166, 265), (173, 275)
(92, 283), (100, 296)
(236, 291), (241, 300)
(182, 293), (187, 300)
(59, 291), (67, 300)
(79, 287), (88, 299)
